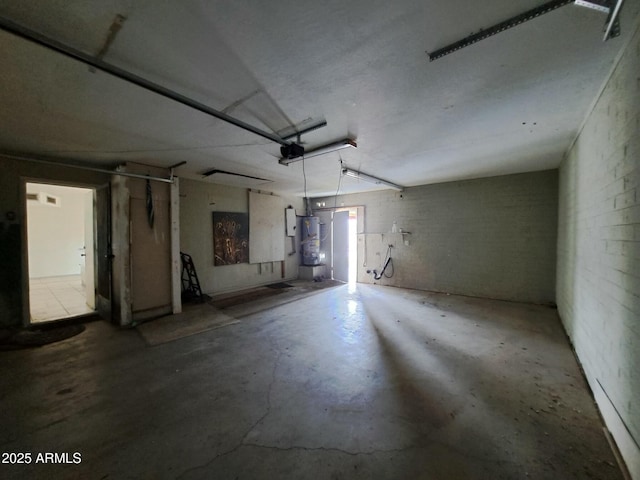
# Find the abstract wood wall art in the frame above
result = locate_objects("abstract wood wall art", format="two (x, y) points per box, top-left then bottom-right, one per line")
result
(212, 212), (249, 266)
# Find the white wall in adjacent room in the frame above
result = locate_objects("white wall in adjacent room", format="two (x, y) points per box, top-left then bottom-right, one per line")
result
(27, 183), (92, 279)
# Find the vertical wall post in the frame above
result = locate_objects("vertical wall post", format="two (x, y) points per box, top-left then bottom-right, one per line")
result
(171, 177), (182, 314)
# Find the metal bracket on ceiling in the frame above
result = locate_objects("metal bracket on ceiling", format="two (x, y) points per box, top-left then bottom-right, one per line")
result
(575, 0), (611, 13)
(427, 0), (573, 62)
(201, 168), (265, 180)
(573, 0), (623, 40)
(200, 169), (271, 185)
(603, 0), (624, 41)
(169, 161), (187, 181)
(427, 0), (622, 62)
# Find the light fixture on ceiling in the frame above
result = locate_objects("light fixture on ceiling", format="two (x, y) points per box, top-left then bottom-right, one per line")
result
(279, 138), (357, 165)
(341, 168), (403, 191)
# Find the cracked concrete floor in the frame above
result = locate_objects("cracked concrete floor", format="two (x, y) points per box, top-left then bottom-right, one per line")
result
(0, 283), (623, 479)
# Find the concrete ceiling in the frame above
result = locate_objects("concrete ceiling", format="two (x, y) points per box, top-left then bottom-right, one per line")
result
(1, 0), (638, 196)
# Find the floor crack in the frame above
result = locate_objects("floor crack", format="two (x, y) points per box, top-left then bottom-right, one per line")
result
(240, 442), (414, 457)
(176, 345), (282, 479)
(238, 347), (282, 444)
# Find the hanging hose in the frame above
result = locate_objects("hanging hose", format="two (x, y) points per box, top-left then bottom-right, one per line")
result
(369, 244), (394, 280)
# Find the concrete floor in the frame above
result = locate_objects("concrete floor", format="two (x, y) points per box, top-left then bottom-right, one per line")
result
(0, 283), (623, 479)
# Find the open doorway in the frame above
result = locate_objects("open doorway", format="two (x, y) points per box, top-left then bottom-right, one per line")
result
(332, 208), (358, 284)
(26, 182), (96, 323)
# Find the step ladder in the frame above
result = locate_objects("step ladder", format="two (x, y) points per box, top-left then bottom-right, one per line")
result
(180, 251), (203, 302)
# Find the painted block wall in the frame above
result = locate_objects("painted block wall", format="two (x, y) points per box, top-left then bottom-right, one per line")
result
(556, 21), (640, 478)
(179, 178), (303, 295)
(314, 170), (558, 304)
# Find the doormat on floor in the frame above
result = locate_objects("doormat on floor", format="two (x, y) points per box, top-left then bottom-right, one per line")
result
(266, 282), (293, 289)
(209, 288), (285, 309)
(137, 305), (238, 346)
(0, 324), (85, 350)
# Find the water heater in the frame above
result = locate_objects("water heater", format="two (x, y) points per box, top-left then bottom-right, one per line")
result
(301, 216), (320, 266)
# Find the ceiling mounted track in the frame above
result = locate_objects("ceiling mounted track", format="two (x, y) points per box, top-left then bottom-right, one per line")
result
(279, 138), (357, 166)
(427, 0), (621, 62)
(1, 151), (177, 183)
(201, 168), (268, 181)
(0, 16), (304, 152)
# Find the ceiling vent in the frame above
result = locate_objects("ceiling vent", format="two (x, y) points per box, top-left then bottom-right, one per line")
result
(26, 192), (61, 207)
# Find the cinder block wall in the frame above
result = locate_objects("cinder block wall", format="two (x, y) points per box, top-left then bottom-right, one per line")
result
(314, 170), (558, 304)
(179, 179), (304, 295)
(556, 21), (640, 477)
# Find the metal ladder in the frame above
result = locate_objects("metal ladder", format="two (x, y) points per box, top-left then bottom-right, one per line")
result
(180, 252), (203, 302)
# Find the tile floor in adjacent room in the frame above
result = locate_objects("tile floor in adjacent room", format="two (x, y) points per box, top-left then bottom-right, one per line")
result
(29, 275), (94, 323)
(0, 283), (624, 479)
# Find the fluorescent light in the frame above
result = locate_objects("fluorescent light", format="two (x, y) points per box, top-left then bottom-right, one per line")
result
(341, 168), (403, 191)
(279, 138), (357, 165)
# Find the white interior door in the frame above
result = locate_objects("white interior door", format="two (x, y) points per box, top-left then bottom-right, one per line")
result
(332, 210), (349, 282)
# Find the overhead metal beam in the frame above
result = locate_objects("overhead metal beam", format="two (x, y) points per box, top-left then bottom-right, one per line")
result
(201, 168), (269, 182)
(0, 16), (299, 149)
(427, 0), (573, 61)
(1, 151), (175, 183)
